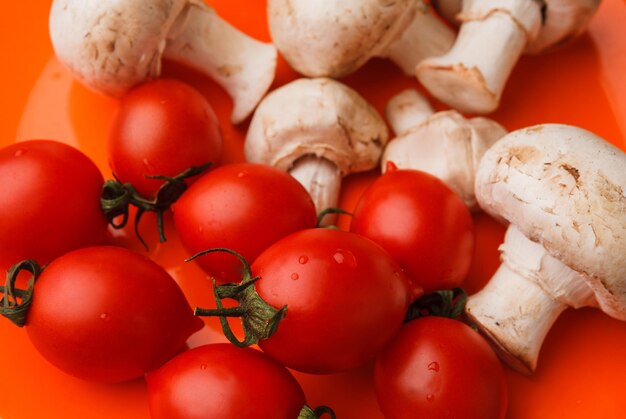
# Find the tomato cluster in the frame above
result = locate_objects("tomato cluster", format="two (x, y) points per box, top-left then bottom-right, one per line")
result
(0, 76), (507, 418)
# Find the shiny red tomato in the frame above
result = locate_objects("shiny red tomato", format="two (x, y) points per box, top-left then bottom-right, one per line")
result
(107, 78), (222, 199)
(350, 168), (474, 293)
(172, 163), (317, 283)
(0, 140), (107, 272)
(146, 344), (307, 419)
(22, 246), (203, 383)
(248, 228), (417, 374)
(374, 316), (508, 419)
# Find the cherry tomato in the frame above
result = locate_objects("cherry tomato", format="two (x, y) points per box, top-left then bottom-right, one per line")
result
(108, 79), (222, 199)
(350, 168), (474, 293)
(0, 140), (107, 272)
(23, 246), (203, 383)
(146, 344), (307, 419)
(172, 163), (317, 283)
(374, 316), (508, 419)
(250, 228), (417, 374)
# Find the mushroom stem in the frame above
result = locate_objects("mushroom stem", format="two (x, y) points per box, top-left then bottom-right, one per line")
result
(289, 155), (342, 226)
(416, 0), (542, 114)
(385, 89), (435, 135)
(383, 3), (456, 76)
(466, 225), (596, 373)
(164, 0), (277, 123)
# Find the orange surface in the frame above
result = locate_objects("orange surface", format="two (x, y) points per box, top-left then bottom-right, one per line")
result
(1, 1), (626, 418)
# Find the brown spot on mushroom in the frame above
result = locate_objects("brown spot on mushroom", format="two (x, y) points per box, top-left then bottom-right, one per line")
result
(525, 125), (545, 134)
(560, 164), (580, 184)
(508, 146), (539, 165)
(217, 64), (243, 78)
(595, 173), (626, 205)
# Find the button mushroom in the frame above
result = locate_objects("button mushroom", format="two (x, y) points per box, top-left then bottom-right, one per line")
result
(244, 78), (388, 224)
(466, 124), (626, 373)
(267, 0), (455, 78)
(49, 0), (277, 124)
(382, 89), (507, 209)
(416, 0), (601, 114)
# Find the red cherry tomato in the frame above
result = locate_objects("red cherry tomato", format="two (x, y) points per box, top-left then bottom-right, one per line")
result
(23, 246), (203, 383)
(374, 316), (508, 419)
(108, 79), (222, 199)
(172, 163), (317, 283)
(146, 344), (307, 419)
(350, 168), (474, 293)
(0, 140), (107, 272)
(249, 228), (416, 374)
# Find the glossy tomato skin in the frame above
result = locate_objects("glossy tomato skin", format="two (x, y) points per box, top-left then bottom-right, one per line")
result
(108, 79), (223, 198)
(350, 169), (474, 293)
(172, 163), (317, 283)
(0, 140), (107, 272)
(146, 344), (306, 419)
(252, 228), (418, 374)
(25, 246), (204, 383)
(374, 316), (508, 419)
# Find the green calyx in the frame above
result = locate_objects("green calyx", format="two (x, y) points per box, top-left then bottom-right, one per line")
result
(100, 162), (211, 250)
(0, 260), (42, 327)
(316, 207), (352, 228)
(190, 248), (287, 347)
(405, 287), (468, 322)
(298, 405), (336, 419)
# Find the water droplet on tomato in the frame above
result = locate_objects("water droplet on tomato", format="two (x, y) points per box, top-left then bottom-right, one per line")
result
(291, 272), (299, 280)
(333, 249), (357, 268)
(237, 170), (249, 178)
(428, 361), (439, 372)
(100, 313), (110, 321)
(200, 364), (208, 370)
(298, 255), (309, 264)
(426, 394), (435, 402)
(14, 149), (26, 157)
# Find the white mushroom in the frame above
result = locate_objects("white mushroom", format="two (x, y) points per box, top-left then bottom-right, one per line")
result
(416, 0), (601, 114)
(382, 89), (507, 209)
(267, 0), (455, 78)
(49, 0), (277, 123)
(245, 78), (388, 224)
(466, 124), (626, 374)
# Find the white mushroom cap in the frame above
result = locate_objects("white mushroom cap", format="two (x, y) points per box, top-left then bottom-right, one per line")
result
(527, 0), (601, 53)
(416, 0), (600, 114)
(465, 123), (626, 373)
(268, 0), (454, 78)
(382, 89), (507, 208)
(476, 124), (626, 318)
(245, 78), (388, 219)
(49, 0), (277, 123)
(50, 0), (185, 97)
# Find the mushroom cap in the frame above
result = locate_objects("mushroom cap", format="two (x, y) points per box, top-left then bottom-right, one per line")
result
(49, 0), (186, 97)
(267, 0), (415, 77)
(383, 109), (506, 208)
(245, 78), (388, 175)
(475, 124), (626, 319)
(527, 0), (601, 53)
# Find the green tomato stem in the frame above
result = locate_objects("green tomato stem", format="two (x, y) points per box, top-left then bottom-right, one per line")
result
(0, 260), (42, 327)
(100, 162), (212, 250)
(188, 248), (287, 348)
(298, 405), (337, 419)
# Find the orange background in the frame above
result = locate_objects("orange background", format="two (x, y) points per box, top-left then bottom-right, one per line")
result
(1, 1), (626, 418)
